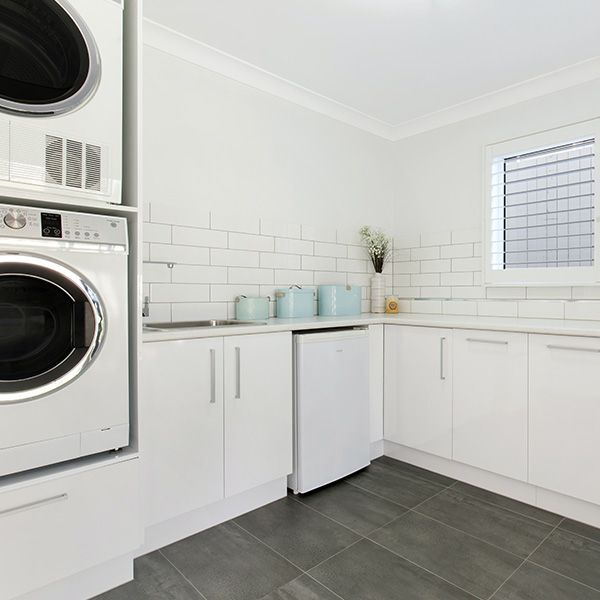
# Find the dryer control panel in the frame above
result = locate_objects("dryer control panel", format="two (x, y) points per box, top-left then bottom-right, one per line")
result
(0, 204), (128, 248)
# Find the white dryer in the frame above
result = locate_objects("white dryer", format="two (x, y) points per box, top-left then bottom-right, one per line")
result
(0, 203), (129, 477)
(0, 0), (123, 205)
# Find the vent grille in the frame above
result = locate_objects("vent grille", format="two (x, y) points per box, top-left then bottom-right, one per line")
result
(66, 139), (83, 188)
(45, 135), (63, 185)
(85, 143), (101, 191)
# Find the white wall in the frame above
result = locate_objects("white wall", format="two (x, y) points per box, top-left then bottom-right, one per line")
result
(144, 45), (395, 229)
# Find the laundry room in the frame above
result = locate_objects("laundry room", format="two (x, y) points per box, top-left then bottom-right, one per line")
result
(1, 2), (600, 600)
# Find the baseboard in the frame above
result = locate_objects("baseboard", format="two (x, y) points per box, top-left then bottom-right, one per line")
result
(15, 554), (133, 600)
(384, 440), (600, 528)
(370, 440), (384, 460)
(139, 477), (288, 556)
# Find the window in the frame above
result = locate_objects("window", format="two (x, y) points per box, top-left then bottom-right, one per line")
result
(484, 120), (600, 285)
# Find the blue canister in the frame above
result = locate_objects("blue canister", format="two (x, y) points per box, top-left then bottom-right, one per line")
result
(275, 286), (315, 318)
(235, 296), (270, 321)
(317, 285), (362, 316)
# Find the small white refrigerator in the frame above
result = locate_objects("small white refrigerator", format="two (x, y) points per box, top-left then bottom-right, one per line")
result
(289, 328), (370, 494)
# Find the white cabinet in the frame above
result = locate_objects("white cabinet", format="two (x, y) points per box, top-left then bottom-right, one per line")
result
(140, 338), (224, 526)
(453, 329), (528, 481)
(224, 332), (293, 497)
(0, 458), (141, 600)
(384, 326), (453, 459)
(529, 334), (600, 505)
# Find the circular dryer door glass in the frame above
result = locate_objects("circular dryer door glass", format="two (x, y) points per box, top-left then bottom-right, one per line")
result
(0, 258), (104, 403)
(0, 0), (101, 116)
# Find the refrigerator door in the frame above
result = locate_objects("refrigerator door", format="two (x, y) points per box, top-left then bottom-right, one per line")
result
(291, 329), (370, 493)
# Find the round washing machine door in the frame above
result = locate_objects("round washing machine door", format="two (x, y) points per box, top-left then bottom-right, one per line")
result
(0, 253), (105, 403)
(0, 0), (101, 116)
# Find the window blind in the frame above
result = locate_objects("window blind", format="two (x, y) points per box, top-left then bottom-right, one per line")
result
(490, 138), (595, 270)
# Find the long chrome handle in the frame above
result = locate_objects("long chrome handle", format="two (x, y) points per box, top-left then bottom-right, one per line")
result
(440, 337), (446, 380)
(547, 344), (600, 354)
(210, 348), (216, 404)
(0, 493), (68, 519)
(235, 346), (241, 399)
(466, 338), (509, 345)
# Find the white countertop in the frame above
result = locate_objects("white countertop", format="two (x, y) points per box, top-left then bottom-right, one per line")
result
(142, 313), (600, 342)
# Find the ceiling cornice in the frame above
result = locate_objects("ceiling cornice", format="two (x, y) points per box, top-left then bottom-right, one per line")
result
(144, 19), (600, 142)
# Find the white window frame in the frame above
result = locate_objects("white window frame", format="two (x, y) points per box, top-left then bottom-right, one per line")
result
(484, 119), (600, 286)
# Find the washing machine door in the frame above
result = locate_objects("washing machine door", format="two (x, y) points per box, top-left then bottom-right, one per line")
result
(0, 254), (105, 403)
(0, 0), (101, 116)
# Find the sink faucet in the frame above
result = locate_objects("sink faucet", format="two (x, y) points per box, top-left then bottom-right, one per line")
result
(142, 295), (150, 318)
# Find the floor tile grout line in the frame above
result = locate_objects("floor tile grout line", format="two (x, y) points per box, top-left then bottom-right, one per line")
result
(304, 537), (364, 574)
(488, 517), (565, 599)
(303, 572), (348, 600)
(342, 477), (438, 511)
(362, 536), (483, 600)
(525, 558), (600, 595)
(374, 457), (459, 490)
(157, 549), (210, 600)
(555, 524), (600, 546)
(451, 484), (561, 528)
(257, 571), (348, 600)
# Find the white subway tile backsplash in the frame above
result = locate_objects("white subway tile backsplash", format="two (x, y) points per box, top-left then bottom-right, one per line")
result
(314, 242), (347, 258)
(151, 203), (209, 229)
(394, 274), (411, 287)
(314, 271), (347, 285)
(336, 228), (363, 246)
(302, 255), (336, 271)
(394, 261), (420, 274)
(420, 287), (451, 298)
(451, 257), (481, 272)
(441, 272), (473, 286)
(172, 265), (228, 284)
(337, 258), (368, 273)
(229, 232), (274, 252)
(143, 243), (150, 261)
(347, 245), (368, 260)
(301, 224), (337, 243)
(144, 303), (171, 323)
(572, 286), (600, 300)
(411, 273), (440, 286)
(172, 226), (228, 248)
(486, 287), (527, 299)
(477, 301), (518, 318)
(411, 299), (443, 314)
(144, 222), (171, 244)
(564, 301), (600, 320)
(210, 284), (260, 302)
(275, 237), (314, 255)
(393, 248), (411, 262)
(443, 300), (478, 316)
(517, 301), (565, 319)
(526, 287), (572, 300)
(211, 212), (260, 234)
(151, 283), (210, 303)
(172, 302), (229, 321)
(411, 246), (440, 261)
(143, 263), (171, 283)
(441, 244), (473, 259)
(420, 259), (451, 273)
(452, 286), (486, 299)
(260, 219), (301, 239)
(151, 244), (210, 265)
(274, 269), (314, 286)
(228, 267), (274, 285)
(211, 249), (259, 268)
(259, 253), (301, 269)
(421, 231), (451, 247)
(347, 272), (373, 287)
(393, 287), (421, 298)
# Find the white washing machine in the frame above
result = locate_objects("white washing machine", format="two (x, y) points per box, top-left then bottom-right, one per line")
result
(0, 203), (129, 477)
(0, 0), (123, 205)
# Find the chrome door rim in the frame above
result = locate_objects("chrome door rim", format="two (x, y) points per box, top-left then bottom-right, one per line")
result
(0, 253), (105, 403)
(0, 0), (102, 117)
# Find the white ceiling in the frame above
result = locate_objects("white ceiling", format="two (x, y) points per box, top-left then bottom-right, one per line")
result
(144, 0), (600, 130)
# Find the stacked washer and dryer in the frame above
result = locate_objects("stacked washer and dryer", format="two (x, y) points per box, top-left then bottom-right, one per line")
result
(0, 0), (130, 476)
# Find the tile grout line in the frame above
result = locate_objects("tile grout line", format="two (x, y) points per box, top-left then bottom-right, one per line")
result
(488, 518), (565, 599)
(232, 519), (355, 600)
(526, 558), (600, 595)
(157, 549), (210, 600)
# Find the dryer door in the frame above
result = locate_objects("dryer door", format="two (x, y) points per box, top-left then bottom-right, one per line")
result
(0, 254), (104, 403)
(0, 0), (101, 116)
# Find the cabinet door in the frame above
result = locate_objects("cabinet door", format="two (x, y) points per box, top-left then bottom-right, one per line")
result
(224, 332), (292, 497)
(140, 338), (224, 526)
(384, 326), (453, 459)
(453, 329), (528, 481)
(529, 334), (600, 504)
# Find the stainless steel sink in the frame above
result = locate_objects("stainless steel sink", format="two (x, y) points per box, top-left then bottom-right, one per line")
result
(143, 320), (266, 332)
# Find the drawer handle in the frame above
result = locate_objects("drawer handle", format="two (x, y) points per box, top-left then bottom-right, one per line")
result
(547, 344), (600, 354)
(235, 346), (241, 399)
(440, 337), (446, 381)
(0, 493), (68, 519)
(466, 338), (509, 345)
(210, 348), (216, 404)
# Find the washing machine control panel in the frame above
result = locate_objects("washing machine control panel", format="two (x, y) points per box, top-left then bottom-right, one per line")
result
(0, 204), (128, 247)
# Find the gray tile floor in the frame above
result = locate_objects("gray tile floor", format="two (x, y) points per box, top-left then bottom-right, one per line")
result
(95, 456), (600, 600)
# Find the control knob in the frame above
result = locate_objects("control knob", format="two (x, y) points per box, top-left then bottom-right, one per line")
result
(3, 210), (27, 230)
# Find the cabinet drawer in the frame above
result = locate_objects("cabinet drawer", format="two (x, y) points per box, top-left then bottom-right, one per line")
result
(0, 458), (141, 600)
